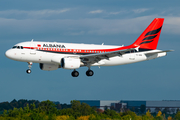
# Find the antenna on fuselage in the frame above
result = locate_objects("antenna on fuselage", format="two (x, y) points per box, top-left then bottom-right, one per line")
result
(102, 43), (104, 45)
(31, 39), (34, 42)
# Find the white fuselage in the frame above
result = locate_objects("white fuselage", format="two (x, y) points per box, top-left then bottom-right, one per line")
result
(5, 41), (166, 67)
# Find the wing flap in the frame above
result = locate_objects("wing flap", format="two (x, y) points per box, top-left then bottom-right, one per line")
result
(80, 48), (136, 59)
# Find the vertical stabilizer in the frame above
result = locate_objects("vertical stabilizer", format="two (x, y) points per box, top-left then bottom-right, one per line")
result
(131, 18), (164, 50)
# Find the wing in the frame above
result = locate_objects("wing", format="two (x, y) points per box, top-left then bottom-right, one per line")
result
(144, 50), (174, 55)
(144, 50), (174, 58)
(80, 48), (137, 64)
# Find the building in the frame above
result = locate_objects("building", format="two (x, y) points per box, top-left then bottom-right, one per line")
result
(79, 100), (180, 114)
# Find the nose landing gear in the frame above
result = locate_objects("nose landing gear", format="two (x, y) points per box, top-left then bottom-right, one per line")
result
(26, 69), (31, 74)
(26, 62), (33, 74)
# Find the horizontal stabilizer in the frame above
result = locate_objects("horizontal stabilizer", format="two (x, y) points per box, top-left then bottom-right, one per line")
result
(145, 50), (174, 55)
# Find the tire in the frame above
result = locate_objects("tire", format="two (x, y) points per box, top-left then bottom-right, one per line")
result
(71, 71), (79, 77)
(86, 70), (94, 76)
(26, 69), (31, 74)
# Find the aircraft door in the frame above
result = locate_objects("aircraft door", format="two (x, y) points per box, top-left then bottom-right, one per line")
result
(20, 46), (28, 60)
(129, 50), (135, 60)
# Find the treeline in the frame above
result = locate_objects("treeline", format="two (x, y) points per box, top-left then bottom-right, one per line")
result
(0, 100), (180, 120)
(0, 99), (39, 113)
(0, 99), (71, 114)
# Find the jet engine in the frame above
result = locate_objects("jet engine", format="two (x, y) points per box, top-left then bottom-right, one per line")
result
(39, 63), (59, 71)
(61, 58), (81, 69)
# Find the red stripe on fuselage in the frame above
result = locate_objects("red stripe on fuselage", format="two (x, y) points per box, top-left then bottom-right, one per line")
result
(23, 45), (134, 54)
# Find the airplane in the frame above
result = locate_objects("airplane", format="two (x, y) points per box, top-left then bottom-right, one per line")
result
(5, 18), (173, 77)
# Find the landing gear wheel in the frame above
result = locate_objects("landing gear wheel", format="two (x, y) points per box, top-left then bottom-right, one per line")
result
(86, 70), (94, 76)
(71, 70), (79, 77)
(26, 69), (31, 74)
(26, 62), (33, 74)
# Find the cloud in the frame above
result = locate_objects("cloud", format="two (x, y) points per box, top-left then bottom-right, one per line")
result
(0, 15), (180, 41)
(89, 10), (103, 14)
(132, 8), (149, 14)
(163, 16), (180, 34)
(109, 8), (149, 15)
(0, 9), (70, 19)
(0, 16), (155, 37)
(109, 10), (127, 15)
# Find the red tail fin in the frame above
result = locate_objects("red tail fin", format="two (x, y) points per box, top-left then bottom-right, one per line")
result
(131, 18), (164, 50)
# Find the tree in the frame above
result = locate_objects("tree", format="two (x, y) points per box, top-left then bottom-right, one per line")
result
(24, 104), (30, 113)
(104, 106), (108, 111)
(30, 103), (36, 110)
(70, 100), (96, 118)
(155, 107), (161, 113)
(176, 108), (179, 113)
(174, 111), (180, 120)
(130, 107), (135, 112)
(38, 100), (57, 115)
(168, 116), (172, 120)
(162, 107), (170, 114)
(71, 100), (81, 112)
(56, 103), (62, 109)
(70, 100), (81, 118)
(3, 110), (8, 117)
(157, 111), (162, 117)
(155, 111), (163, 120)
(146, 110), (154, 119)
(146, 108), (151, 112)
(81, 103), (95, 116)
(140, 104), (146, 113)
(103, 109), (120, 119)
(171, 108), (175, 114)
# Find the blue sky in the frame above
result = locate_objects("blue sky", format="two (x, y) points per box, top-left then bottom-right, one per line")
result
(1, 0), (180, 104)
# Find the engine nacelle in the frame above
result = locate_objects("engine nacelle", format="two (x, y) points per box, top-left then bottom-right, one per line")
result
(61, 58), (81, 69)
(39, 63), (59, 71)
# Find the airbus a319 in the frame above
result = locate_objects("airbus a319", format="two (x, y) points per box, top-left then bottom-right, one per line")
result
(5, 18), (173, 77)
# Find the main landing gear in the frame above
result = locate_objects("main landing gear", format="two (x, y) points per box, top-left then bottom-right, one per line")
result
(71, 70), (79, 77)
(71, 69), (94, 77)
(26, 62), (32, 74)
(86, 69), (94, 76)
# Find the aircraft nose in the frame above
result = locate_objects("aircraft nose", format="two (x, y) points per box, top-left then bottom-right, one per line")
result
(5, 49), (13, 59)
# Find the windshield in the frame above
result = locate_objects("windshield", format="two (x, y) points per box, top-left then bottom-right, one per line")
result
(12, 46), (23, 49)
(12, 46), (17, 49)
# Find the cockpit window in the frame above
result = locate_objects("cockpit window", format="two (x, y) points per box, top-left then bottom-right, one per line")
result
(12, 46), (17, 49)
(12, 46), (23, 49)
